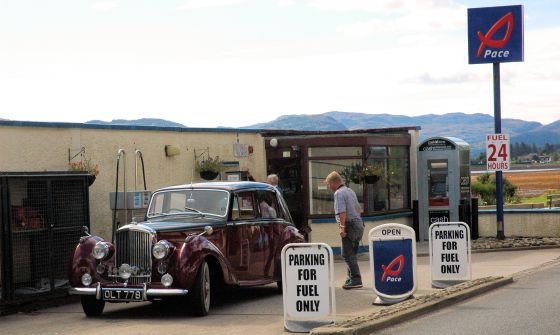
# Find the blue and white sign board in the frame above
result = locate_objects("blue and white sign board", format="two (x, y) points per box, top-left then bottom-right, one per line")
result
(369, 223), (417, 305)
(429, 222), (471, 288)
(468, 5), (524, 64)
(281, 243), (335, 333)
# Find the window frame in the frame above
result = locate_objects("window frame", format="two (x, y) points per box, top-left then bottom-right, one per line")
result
(308, 144), (410, 217)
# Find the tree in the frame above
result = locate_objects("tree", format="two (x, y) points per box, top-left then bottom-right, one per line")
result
(471, 173), (518, 205)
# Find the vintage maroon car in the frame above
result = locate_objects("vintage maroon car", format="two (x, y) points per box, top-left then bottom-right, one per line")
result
(68, 182), (305, 316)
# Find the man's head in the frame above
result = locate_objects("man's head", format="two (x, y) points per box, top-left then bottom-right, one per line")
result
(325, 171), (343, 192)
(267, 174), (279, 186)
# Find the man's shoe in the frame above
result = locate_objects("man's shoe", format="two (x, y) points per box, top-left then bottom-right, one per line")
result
(342, 282), (363, 289)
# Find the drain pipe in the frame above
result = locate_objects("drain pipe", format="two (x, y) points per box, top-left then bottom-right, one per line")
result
(112, 149), (126, 243)
(135, 149), (147, 191)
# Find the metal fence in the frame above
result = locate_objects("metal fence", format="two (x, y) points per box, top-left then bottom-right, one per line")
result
(1, 173), (90, 303)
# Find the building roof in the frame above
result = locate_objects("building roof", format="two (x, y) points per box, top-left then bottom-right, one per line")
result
(259, 126), (421, 137)
(0, 120), (261, 134)
(0, 120), (420, 135)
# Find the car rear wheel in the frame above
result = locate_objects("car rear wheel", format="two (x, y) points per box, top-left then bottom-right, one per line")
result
(81, 296), (105, 317)
(190, 261), (211, 316)
(276, 280), (283, 293)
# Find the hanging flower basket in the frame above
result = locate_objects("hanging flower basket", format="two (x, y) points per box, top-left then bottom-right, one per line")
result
(199, 170), (219, 180)
(68, 155), (100, 187)
(340, 162), (363, 185)
(195, 155), (223, 181)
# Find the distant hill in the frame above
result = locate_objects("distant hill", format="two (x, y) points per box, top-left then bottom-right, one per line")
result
(248, 114), (347, 131)
(85, 118), (186, 128)
(243, 112), (556, 155)
(511, 120), (560, 146)
(82, 114), (560, 156)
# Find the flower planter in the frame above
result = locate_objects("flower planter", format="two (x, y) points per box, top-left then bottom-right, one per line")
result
(200, 170), (219, 180)
(87, 175), (96, 186)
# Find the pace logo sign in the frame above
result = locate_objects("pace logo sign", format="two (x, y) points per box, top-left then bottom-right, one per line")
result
(468, 5), (524, 64)
(374, 242), (413, 295)
(369, 224), (417, 305)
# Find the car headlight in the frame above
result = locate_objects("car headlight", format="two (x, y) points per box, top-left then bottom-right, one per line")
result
(161, 273), (173, 287)
(118, 263), (133, 280)
(93, 242), (110, 260)
(152, 240), (173, 260)
(81, 273), (93, 286)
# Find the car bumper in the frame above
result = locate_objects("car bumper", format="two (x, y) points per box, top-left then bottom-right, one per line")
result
(69, 282), (188, 300)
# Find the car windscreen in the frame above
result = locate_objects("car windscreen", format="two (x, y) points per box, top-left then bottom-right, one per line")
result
(148, 189), (229, 217)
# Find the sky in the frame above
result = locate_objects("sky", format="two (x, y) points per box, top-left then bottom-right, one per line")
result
(1, 0), (559, 128)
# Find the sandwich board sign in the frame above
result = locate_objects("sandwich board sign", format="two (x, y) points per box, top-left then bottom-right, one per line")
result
(369, 223), (417, 305)
(429, 222), (471, 288)
(281, 243), (335, 333)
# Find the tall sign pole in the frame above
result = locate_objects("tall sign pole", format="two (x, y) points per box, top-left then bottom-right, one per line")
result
(468, 5), (524, 240)
(493, 63), (505, 239)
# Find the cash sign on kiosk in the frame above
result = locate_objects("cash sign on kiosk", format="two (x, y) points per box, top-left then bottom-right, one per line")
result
(369, 223), (417, 305)
(429, 222), (471, 288)
(281, 243), (335, 333)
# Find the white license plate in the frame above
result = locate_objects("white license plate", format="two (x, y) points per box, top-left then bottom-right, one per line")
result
(102, 288), (143, 301)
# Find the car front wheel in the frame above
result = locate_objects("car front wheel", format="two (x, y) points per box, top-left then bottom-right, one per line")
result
(190, 261), (211, 316)
(81, 296), (105, 317)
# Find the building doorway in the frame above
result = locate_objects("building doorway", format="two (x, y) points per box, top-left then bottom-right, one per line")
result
(266, 158), (308, 239)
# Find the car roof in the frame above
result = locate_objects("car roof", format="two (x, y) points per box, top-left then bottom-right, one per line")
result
(158, 181), (276, 192)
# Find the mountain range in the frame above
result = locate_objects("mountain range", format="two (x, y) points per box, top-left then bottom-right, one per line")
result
(82, 113), (560, 155)
(243, 112), (560, 154)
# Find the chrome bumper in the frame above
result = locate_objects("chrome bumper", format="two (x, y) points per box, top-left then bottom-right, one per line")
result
(69, 282), (188, 300)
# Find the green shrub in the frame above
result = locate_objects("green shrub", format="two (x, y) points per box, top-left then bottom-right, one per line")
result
(471, 173), (518, 205)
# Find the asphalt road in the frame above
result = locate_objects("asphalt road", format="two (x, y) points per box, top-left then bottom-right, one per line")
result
(373, 262), (560, 335)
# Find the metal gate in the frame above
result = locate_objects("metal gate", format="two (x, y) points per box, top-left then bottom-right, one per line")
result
(0, 172), (90, 304)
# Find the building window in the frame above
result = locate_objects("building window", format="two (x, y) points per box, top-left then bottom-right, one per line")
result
(388, 158), (409, 210)
(366, 159), (387, 212)
(308, 145), (410, 216)
(309, 159), (363, 215)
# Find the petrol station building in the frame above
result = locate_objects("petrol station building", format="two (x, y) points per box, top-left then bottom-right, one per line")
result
(1, 120), (558, 246)
(2, 119), (560, 306)
(0, 121), (419, 246)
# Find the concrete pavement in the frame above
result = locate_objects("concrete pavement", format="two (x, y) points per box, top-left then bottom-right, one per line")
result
(311, 244), (560, 334)
(2, 242), (559, 335)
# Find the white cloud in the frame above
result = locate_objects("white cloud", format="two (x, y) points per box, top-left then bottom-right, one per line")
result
(90, 1), (117, 11)
(178, 0), (245, 10)
(277, 0), (295, 8)
(336, 5), (465, 40)
(307, 0), (455, 14)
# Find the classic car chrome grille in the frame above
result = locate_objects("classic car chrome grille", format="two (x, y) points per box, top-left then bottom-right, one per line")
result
(115, 229), (153, 284)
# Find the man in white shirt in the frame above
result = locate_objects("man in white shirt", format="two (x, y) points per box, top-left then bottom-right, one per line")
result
(325, 171), (364, 289)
